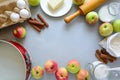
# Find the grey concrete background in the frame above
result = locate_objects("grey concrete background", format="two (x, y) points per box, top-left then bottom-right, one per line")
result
(0, 0), (120, 80)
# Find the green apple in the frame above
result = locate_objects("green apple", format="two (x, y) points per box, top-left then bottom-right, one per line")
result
(67, 60), (80, 74)
(112, 19), (120, 32)
(99, 22), (113, 37)
(86, 11), (99, 25)
(73, 0), (85, 6)
(28, 0), (40, 6)
(31, 66), (44, 79)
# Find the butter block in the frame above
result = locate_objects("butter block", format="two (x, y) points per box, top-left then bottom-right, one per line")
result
(48, 0), (64, 10)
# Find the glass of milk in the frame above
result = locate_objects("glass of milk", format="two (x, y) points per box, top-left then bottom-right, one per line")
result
(87, 61), (109, 80)
(94, 64), (109, 80)
(86, 61), (120, 80)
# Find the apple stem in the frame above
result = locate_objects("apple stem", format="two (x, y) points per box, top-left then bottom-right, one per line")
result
(104, 25), (107, 28)
(36, 71), (39, 74)
(72, 64), (74, 67)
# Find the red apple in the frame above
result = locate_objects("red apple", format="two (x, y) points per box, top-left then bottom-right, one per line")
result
(55, 67), (69, 80)
(13, 26), (26, 39)
(76, 69), (90, 80)
(67, 60), (80, 74)
(99, 22), (113, 37)
(86, 11), (99, 25)
(44, 60), (58, 74)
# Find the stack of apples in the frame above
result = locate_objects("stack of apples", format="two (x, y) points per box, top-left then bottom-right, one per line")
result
(31, 60), (90, 80)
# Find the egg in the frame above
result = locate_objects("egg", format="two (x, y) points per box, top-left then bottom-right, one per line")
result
(17, 0), (26, 9)
(10, 13), (20, 22)
(20, 9), (30, 19)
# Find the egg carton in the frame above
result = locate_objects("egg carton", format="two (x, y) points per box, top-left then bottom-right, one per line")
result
(0, 0), (31, 29)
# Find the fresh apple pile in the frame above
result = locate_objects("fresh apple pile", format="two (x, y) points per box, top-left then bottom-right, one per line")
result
(31, 60), (90, 80)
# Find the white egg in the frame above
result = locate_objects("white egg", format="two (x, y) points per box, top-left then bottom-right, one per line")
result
(17, 0), (26, 9)
(10, 13), (20, 22)
(20, 9), (30, 19)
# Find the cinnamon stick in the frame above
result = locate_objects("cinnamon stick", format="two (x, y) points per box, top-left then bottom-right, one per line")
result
(28, 19), (44, 26)
(96, 50), (108, 64)
(33, 18), (45, 29)
(101, 48), (117, 60)
(37, 14), (49, 27)
(101, 49), (117, 62)
(100, 53), (114, 62)
(28, 20), (41, 32)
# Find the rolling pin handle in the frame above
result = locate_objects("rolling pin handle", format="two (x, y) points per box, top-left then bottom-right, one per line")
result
(64, 10), (81, 23)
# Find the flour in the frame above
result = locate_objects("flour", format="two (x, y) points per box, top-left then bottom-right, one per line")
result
(110, 35), (120, 55)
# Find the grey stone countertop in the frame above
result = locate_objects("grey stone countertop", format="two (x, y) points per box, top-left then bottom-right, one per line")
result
(0, 0), (120, 80)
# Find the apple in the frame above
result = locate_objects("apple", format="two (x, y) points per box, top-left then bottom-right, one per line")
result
(31, 66), (44, 79)
(66, 60), (80, 74)
(99, 22), (113, 37)
(86, 11), (99, 25)
(112, 19), (120, 32)
(73, 0), (85, 6)
(13, 26), (26, 39)
(44, 60), (58, 74)
(55, 67), (69, 80)
(76, 69), (90, 80)
(28, 0), (40, 6)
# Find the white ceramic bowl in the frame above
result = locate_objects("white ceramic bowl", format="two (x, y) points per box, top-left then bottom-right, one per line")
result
(0, 40), (31, 80)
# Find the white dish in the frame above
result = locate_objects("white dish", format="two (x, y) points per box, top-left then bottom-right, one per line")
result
(98, 5), (116, 22)
(0, 40), (26, 80)
(40, 0), (72, 17)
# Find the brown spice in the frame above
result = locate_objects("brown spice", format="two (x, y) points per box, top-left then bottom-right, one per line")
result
(96, 50), (108, 64)
(95, 49), (117, 64)
(37, 14), (49, 27)
(29, 23), (41, 32)
(101, 48), (117, 62)
(33, 18), (45, 29)
(101, 48), (117, 60)
(28, 19), (44, 26)
(28, 18), (41, 32)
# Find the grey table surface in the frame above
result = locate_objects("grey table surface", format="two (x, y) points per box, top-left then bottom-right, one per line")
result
(0, 0), (120, 80)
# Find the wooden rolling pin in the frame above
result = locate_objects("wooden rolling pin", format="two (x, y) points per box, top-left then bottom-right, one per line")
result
(64, 0), (107, 23)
